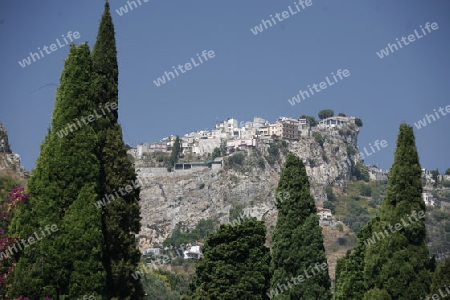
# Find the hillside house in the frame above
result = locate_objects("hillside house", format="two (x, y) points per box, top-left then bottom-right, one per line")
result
(183, 245), (203, 259)
(422, 192), (435, 207)
(143, 248), (161, 256)
(317, 116), (355, 129)
(317, 207), (332, 220)
(226, 138), (257, 154)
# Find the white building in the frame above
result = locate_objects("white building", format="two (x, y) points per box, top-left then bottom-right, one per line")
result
(317, 116), (355, 129)
(422, 192), (435, 207)
(183, 245), (203, 259)
(317, 207), (332, 220)
(143, 248), (162, 255)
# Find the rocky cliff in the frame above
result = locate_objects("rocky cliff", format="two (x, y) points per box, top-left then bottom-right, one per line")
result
(137, 124), (361, 249)
(0, 121), (28, 179)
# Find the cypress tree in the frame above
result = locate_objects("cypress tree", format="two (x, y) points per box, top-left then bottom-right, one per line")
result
(91, 2), (144, 298)
(362, 123), (432, 298)
(269, 153), (331, 299)
(334, 217), (377, 299)
(185, 217), (270, 299)
(9, 44), (107, 298)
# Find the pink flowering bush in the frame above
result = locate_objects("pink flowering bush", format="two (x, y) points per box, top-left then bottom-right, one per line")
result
(0, 187), (28, 298)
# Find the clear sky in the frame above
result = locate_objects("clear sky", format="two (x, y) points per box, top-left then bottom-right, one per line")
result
(0, 0), (449, 172)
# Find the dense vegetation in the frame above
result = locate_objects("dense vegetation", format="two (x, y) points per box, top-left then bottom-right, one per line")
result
(335, 123), (434, 299)
(162, 219), (216, 249)
(269, 153), (332, 299)
(6, 3), (143, 298)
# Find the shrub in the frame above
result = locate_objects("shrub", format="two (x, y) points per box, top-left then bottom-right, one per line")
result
(441, 180), (450, 188)
(257, 157), (265, 170)
(268, 143), (279, 157)
(347, 145), (356, 156)
(325, 186), (337, 202)
(211, 147), (221, 160)
(265, 156), (275, 166)
(355, 118), (363, 127)
(323, 201), (336, 214)
(307, 158), (316, 168)
(354, 162), (370, 182)
(336, 237), (347, 246)
(318, 109), (334, 120)
(336, 223), (344, 232)
(359, 184), (372, 197)
(227, 152), (245, 168)
(229, 204), (244, 222)
(312, 132), (324, 148)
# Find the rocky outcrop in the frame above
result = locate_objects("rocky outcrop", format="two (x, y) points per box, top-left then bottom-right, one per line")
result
(137, 124), (361, 249)
(0, 121), (27, 178)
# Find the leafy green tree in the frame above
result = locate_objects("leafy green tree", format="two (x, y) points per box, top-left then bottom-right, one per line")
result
(334, 218), (377, 300)
(168, 136), (181, 169)
(9, 44), (107, 299)
(220, 139), (227, 156)
(318, 109), (334, 120)
(430, 169), (440, 188)
(312, 132), (325, 148)
(445, 168), (450, 175)
(270, 153), (331, 299)
(429, 258), (450, 296)
(359, 184), (372, 197)
(163, 219), (216, 249)
(184, 217), (270, 299)
(325, 186), (336, 202)
(354, 162), (370, 182)
(355, 118), (363, 127)
(141, 269), (189, 299)
(211, 147), (221, 160)
(338, 113), (346, 117)
(91, 2), (144, 298)
(323, 201), (335, 214)
(362, 123), (432, 298)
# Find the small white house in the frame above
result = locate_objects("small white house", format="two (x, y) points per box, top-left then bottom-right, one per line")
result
(143, 248), (161, 256)
(183, 245), (203, 259)
(422, 192), (435, 207)
(317, 207), (332, 220)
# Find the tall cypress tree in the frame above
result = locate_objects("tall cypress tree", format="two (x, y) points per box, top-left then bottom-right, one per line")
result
(269, 153), (331, 299)
(91, 2), (144, 298)
(184, 217), (270, 299)
(362, 123), (432, 298)
(334, 217), (377, 299)
(9, 44), (107, 298)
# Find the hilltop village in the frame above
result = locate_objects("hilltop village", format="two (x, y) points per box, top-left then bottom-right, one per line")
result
(127, 114), (358, 161)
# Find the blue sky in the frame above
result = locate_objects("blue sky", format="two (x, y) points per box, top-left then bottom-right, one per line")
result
(0, 0), (449, 172)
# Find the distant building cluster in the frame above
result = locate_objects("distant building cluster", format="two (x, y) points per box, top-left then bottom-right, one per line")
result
(130, 115), (356, 159)
(142, 243), (204, 260)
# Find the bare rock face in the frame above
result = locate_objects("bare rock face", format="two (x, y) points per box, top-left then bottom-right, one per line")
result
(0, 122), (11, 153)
(137, 125), (361, 249)
(0, 121), (27, 178)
